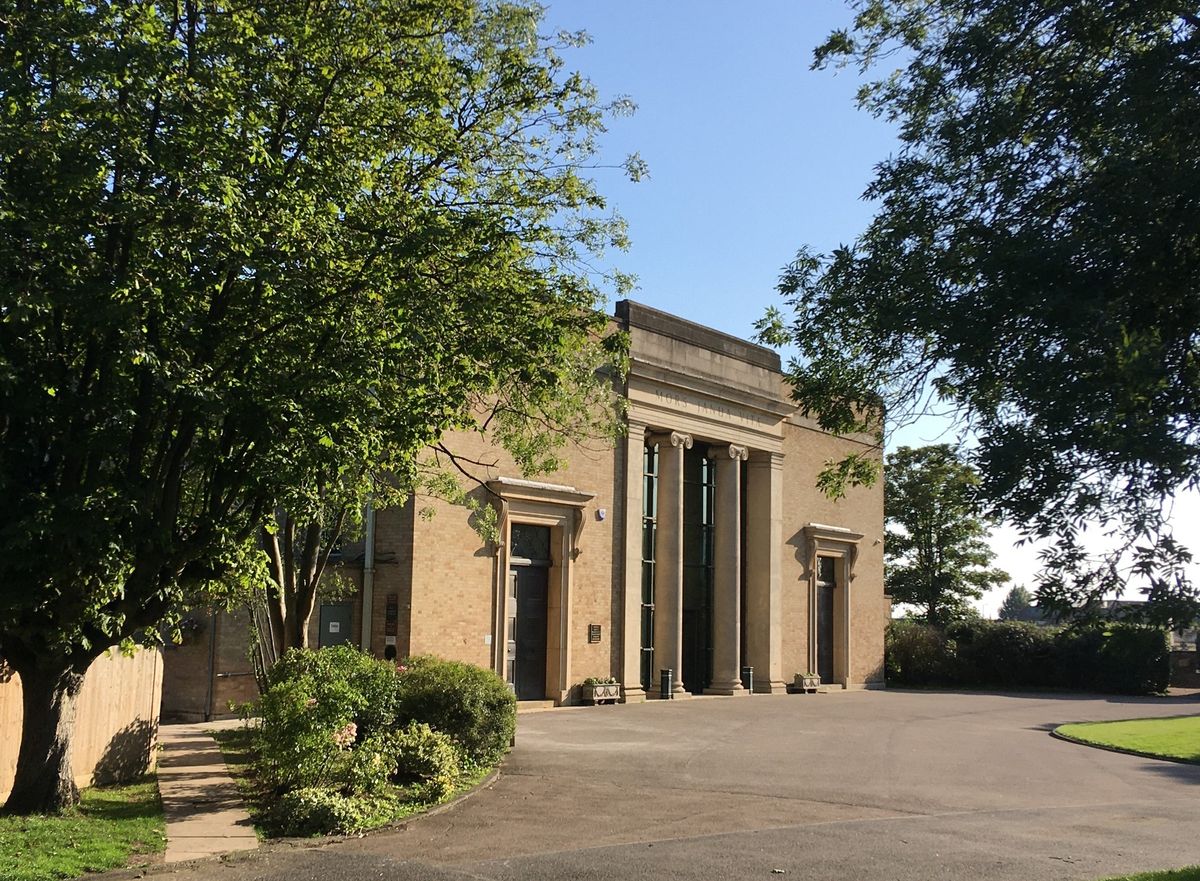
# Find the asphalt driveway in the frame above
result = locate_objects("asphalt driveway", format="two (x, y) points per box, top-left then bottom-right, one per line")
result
(141, 689), (1200, 881)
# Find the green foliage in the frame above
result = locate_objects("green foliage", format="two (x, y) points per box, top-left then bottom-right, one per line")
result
(886, 619), (1169, 694)
(0, 0), (635, 810)
(253, 648), (501, 834)
(884, 618), (956, 686)
(344, 724), (461, 801)
(254, 677), (359, 792)
(267, 645), (399, 740)
(264, 787), (392, 838)
(1063, 626), (1171, 696)
(388, 723), (463, 802)
(885, 445), (1008, 625)
(997, 585), (1038, 622)
(256, 646), (401, 790)
(394, 655), (516, 767)
(762, 0), (1200, 628)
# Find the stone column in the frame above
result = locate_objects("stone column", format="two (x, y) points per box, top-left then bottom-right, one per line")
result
(620, 421), (648, 703)
(745, 450), (786, 692)
(650, 430), (691, 697)
(706, 444), (749, 696)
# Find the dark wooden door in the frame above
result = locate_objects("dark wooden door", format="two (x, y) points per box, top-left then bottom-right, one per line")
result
(817, 585), (835, 683)
(513, 566), (549, 700)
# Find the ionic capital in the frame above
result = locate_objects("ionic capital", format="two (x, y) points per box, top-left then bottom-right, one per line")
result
(709, 443), (749, 461)
(649, 430), (693, 450)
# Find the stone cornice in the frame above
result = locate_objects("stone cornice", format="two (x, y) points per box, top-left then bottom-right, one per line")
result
(629, 361), (796, 419)
(486, 477), (595, 509)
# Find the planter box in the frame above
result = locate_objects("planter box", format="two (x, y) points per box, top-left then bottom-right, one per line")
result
(581, 682), (621, 705)
(793, 674), (821, 694)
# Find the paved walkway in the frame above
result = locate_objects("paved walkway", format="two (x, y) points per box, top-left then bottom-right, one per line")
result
(157, 721), (258, 863)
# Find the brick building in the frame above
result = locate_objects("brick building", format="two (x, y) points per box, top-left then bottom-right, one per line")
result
(162, 301), (887, 717)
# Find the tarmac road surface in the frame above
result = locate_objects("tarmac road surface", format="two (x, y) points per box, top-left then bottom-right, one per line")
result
(123, 688), (1200, 881)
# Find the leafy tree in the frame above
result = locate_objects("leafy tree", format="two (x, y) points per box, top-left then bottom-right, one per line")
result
(998, 585), (1039, 623)
(0, 0), (635, 813)
(759, 0), (1200, 628)
(886, 445), (1008, 626)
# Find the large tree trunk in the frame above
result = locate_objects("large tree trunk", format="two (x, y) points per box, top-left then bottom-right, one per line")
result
(3, 658), (89, 814)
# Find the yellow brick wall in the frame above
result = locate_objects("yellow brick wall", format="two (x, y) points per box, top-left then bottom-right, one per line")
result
(403, 428), (620, 696)
(780, 421), (888, 686)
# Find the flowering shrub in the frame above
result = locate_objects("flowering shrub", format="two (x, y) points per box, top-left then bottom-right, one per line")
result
(255, 675), (362, 791)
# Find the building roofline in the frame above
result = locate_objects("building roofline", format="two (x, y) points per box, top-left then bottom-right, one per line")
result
(614, 299), (782, 372)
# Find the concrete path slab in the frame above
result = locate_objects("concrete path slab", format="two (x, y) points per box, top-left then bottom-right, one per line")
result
(157, 722), (258, 863)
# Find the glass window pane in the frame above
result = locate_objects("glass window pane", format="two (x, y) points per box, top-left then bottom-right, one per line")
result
(511, 524), (551, 560)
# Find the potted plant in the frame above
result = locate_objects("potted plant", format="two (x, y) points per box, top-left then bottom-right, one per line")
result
(580, 676), (621, 705)
(794, 672), (821, 693)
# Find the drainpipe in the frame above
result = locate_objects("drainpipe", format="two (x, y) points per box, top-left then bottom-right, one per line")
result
(360, 502), (376, 652)
(204, 610), (217, 722)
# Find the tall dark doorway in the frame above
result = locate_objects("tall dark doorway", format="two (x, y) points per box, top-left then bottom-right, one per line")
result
(681, 448), (715, 694)
(510, 524), (551, 701)
(512, 566), (548, 700)
(816, 557), (836, 684)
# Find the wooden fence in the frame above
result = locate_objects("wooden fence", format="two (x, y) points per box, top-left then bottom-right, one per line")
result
(0, 648), (163, 800)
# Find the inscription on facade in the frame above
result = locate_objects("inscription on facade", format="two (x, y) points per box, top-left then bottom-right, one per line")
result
(650, 387), (775, 429)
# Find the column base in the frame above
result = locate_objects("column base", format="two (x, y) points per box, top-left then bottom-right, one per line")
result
(621, 686), (648, 704)
(704, 682), (748, 696)
(752, 680), (789, 695)
(648, 688), (692, 700)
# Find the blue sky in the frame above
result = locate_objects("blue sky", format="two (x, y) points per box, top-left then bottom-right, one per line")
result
(542, 1), (895, 333)
(541, 1), (1198, 616)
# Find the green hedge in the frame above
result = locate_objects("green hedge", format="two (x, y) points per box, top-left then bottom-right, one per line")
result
(886, 619), (1169, 694)
(394, 655), (516, 768)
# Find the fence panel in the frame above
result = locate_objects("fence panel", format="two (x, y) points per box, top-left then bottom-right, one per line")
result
(0, 648), (163, 799)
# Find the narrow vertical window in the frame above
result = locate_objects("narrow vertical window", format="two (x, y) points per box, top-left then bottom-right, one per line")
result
(640, 442), (658, 691)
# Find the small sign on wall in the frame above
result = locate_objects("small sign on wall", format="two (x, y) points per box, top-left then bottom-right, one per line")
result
(588, 624), (601, 644)
(328, 621), (340, 634)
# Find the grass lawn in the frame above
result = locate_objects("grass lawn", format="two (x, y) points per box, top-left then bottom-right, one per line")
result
(1055, 715), (1200, 763)
(1099, 870), (1200, 881)
(211, 726), (492, 838)
(0, 776), (165, 881)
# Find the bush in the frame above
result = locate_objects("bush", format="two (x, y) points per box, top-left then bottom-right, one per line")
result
(342, 723), (461, 800)
(390, 722), (462, 801)
(885, 619), (1170, 694)
(257, 646), (400, 791)
(1057, 625), (1170, 695)
(947, 619), (1057, 688)
(394, 655), (515, 767)
(267, 644), (400, 740)
(885, 619), (954, 686)
(264, 787), (390, 837)
(255, 676), (360, 791)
